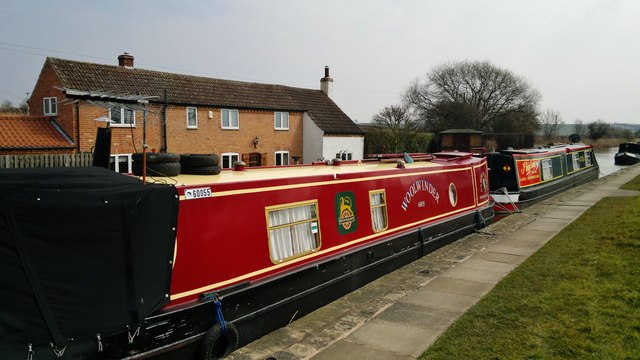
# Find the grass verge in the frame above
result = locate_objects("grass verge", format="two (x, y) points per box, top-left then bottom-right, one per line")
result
(420, 179), (640, 359)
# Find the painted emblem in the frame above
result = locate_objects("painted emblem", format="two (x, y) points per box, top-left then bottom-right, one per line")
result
(503, 165), (511, 172)
(335, 192), (357, 234)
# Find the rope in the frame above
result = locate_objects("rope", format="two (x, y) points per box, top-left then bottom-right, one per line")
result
(214, 300), (227, 334)
(128, 326), (141, 344)
(96, 333), (103, 352)
(50, 342), (66, 358)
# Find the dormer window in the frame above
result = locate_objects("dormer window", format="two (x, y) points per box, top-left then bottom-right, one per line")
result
(43, 97), (57, 116)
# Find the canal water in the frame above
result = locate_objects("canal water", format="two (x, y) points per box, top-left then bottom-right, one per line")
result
(594, 147), (624, 176)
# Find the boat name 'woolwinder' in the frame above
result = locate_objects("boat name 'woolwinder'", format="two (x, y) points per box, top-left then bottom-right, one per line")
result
(402, 179), (440, 211)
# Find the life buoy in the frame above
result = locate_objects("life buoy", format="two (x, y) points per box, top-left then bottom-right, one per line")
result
(199, 321), (239, 360)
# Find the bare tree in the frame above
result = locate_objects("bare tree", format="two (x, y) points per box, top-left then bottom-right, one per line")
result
(587, 120), (611, 141)
(539, 108), (564, 140)
(371, 104), (418, 153)
(403, 60), (540, 133)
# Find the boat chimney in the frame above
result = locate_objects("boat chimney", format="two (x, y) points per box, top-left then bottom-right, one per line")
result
(118, 52), (134, 67)
(320, 66), (333, 98)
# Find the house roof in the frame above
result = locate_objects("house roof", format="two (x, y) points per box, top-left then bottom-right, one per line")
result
(439, 129), (484, 134)
(0, 114), (74, 150)
(47, 57), (364, 135)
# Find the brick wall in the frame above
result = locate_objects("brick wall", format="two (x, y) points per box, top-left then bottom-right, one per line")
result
(29, 61), (76, 144)
(75, 103), (303, 166)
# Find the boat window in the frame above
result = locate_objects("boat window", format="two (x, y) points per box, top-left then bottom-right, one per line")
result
(541, 158), (553, 180)
(369, 190), (388, 232)
(572, 153), (579, 170)
(585, 151), (592, 166)
(266, 201), (321, 263)
(449, 183), (458, 207)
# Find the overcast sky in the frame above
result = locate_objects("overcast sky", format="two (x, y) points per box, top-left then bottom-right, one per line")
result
(1, 0), (639, 124)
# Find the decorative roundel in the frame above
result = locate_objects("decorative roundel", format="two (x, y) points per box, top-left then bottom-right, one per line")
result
(449, 183), (458, 207)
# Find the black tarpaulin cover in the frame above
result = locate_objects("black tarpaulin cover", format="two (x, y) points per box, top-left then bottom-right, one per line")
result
(0, 167), (178, 350)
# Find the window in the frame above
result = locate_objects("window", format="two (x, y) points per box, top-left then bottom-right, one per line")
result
(336, 151), (353, 160)
(275, 151), (289, 166)
(541, 158), (553, 180)
(274, 112), (289, 130)
(585, 151), (592, 166)
(221, 109), (239, 129)
(110, 154), (132, 173)
(369, 190), (388, 232)
(187, 107), (198, 129)
(43, 97), (57, 115)
(571, 153), (579, 170)
(267, 201), (321, 262)
(222, 153), (239, 169)
(110, 106), (135, 126)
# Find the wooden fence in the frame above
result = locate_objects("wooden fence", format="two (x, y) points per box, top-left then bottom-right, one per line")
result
(0, 153), (94, 169)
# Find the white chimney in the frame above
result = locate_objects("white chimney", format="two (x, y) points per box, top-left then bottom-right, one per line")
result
(320, 66), (333, 98)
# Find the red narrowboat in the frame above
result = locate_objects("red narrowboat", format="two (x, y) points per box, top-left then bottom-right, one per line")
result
(486, 143), (599, 214)
(0, 152), (493, 359)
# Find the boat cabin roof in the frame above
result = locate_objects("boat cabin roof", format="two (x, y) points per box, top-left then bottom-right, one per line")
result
(500, 143), (591, 155)
(157, 153), (474, 188)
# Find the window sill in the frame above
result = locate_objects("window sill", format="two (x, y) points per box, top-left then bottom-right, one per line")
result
(110, 124), (136, 128)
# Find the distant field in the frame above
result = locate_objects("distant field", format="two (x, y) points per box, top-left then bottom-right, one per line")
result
(420, 175), (640, 359)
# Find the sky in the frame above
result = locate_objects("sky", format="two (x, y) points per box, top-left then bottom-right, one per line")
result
(1, 0), (639, 124)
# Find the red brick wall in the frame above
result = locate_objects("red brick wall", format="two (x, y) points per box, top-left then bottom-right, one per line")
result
(29, 61), (76, 144)
(75, 103), (303, 166)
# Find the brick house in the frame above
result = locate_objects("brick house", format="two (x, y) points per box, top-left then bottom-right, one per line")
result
(28, 53), (364, 169)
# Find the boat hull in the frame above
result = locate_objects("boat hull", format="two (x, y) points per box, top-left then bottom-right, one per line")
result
(614, 152), (640, 166)
(99, 203), (493, 359)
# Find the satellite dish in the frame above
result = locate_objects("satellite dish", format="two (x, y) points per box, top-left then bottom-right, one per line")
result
(568, 134), (581, 143)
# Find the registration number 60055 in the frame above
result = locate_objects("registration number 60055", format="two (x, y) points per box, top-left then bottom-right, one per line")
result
(184, 187), (212, 200)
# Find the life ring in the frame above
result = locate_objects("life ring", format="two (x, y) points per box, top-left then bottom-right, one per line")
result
(198, 321), (239, 360)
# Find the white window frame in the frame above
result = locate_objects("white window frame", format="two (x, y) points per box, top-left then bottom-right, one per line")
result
(585, 151), (592, 166)
(186, 107), (198, 129)
(266, 200), (321, 263)
(43, 97), (57, 116)
(369, 190), (388, 233)
(274, 112), (289, 130)
(275, 151), (289, 166)
(541, 158), (553, 181)
(221, 109), (239, 129)
(221, 152), (240, 169)
(110, 153), (133, 173)
(109, 106), (136, 127)
(336, 151), (353, 161)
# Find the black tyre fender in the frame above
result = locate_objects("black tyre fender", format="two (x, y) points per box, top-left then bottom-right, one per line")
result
(180, 154), (220, 167)
(133, 161), (181, 177)
(198, 321), (239, 360)
(181, 164), (222, 175)
(132, 152), (181, 163)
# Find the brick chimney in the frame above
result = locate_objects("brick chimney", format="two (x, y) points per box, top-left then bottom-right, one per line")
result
(320, 66), (333, 98)
(118, 53), (134, 67)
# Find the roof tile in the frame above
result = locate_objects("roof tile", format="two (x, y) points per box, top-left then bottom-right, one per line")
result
(49, 58), (364, 135)
(0, 114), (74, 150)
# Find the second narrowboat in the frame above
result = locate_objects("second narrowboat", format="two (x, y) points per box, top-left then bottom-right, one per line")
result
(486, 143), (599, 214)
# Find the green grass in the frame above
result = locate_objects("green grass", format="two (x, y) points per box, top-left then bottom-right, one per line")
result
(420, 178), (640, 359)
(621, 173), (640, 191)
